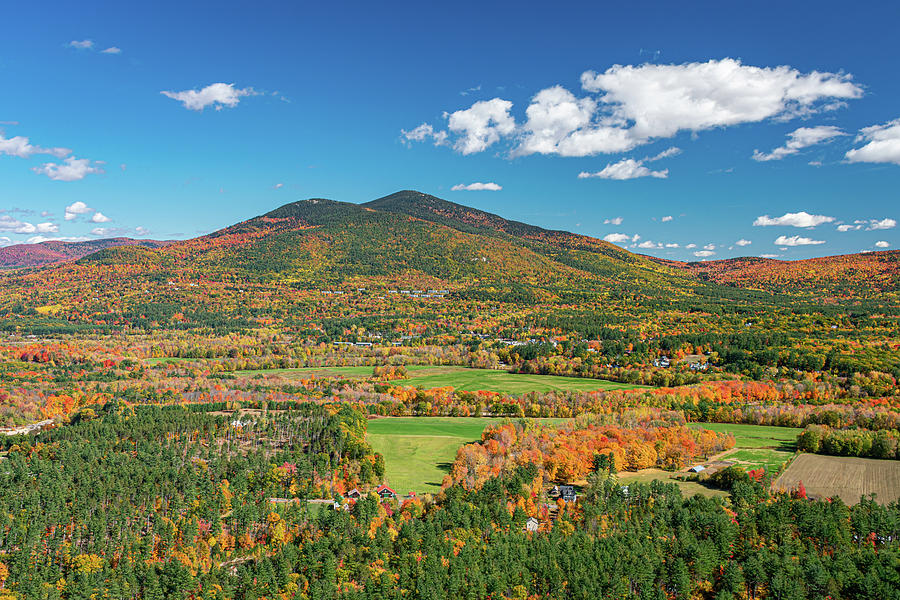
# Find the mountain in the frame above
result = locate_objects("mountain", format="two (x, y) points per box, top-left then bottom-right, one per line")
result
(0, 238), (171, 269)
(1, 191), (897, 335)
(654, 251), (900, 295)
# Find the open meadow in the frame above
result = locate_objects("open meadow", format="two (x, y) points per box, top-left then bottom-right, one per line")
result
(774, 453), (900, 505)
(237, 364), (644, 393)
(366, 416), (569, 493)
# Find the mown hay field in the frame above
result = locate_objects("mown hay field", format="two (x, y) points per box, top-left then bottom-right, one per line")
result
(774, 453), (900, 505)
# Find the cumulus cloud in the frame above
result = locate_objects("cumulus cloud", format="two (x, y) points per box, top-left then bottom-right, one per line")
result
(161, 83), (257, 111)
(446, 98), (515, 154)
(754, 211), (834, 228)
(64, 201), (93, 221)
(451, 182), (502, 191)
(67, 40), (94, 49)
(665, 243), (679, 248)
(0, 216), (58, 234)
(401, 123), (448, 146)
(578, 158), (667, 180)
(661, 215), (673, 222)
(735, 239), (752, 246)
(875, 241), (890, 248)
(406, 59), (860, 158)
(91, 212), (111, 223)
(100, 47), (122, 54)
(134, 226), (150, 236)
(693, 250), (716, 257)
(752, 125), (846, 161)
(775, 235), (825, 246)
(760, 254), (780, 258)
(845, 119), (900, 165)
(865, 218), (896, 230)
(0, 134), (70, 159)
(33, 156), (103, 181)
(604, 216), (623, 225)
(603, 233), (631, 243)
(580, 58), (860, 139)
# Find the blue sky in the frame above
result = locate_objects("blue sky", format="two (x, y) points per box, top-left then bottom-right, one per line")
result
(1, 0), (898, 260)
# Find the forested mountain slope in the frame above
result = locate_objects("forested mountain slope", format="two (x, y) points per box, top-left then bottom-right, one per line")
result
(0, 237), (171, 269)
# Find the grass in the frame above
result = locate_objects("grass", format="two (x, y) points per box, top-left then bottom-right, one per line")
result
(617, 423), (805, 499)
(690, 422), (802, 451)
(234, 365), (644, 394)
(367, 417), (569, 494)
(616, 469), (728, 499)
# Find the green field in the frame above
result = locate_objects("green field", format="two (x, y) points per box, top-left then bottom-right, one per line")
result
(689, 422), (802, 451)
(235, 365), (643, 394)
(366, 417), (568, 494)
(618, 423), (803, 497)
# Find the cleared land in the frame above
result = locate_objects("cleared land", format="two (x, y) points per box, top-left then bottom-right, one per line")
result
(367, 417), (568, 494)
(774, 453), (900, 505)
(236, 365), (643, 393)
(619, 423), (804, 497)
(690, 422), (801, 471)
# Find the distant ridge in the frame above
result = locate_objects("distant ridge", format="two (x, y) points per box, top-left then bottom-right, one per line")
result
(0, 237), (172, 269)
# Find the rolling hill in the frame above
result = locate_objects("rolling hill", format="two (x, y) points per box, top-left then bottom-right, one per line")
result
(0, 237), (171, 269)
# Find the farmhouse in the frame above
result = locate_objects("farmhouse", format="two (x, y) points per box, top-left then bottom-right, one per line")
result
(525, 517), (540, 532)
(345, 488), (361, 500)
(376, 484), (397, 500)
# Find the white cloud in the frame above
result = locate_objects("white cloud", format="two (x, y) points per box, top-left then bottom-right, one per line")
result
(866, 218), (896, 230)
(760, 254), (780, 258)
(273, 183), (284, 189)
(664, 242), (679, 248)
(603, 233), (631, 243)
(446, 98), (515, 154)
(451, 182), (502, 191)
(0, 216), (57, 234)
(91, 212), (111, 223)
(580, 58), (861, 140)
(515, 86), (618, 157)
(161, 83), (257, 111)
(735, 238), (752, 246)
(693, 250), (716, 257)
(0, 134), (70, 159)
(636, 240), (661, 249)
(100, 47), (122, 54)
(685, 243), (697, 249)
(703, 243), (716, 250)
(578, 158), (667, 180)
(68, 40), (94, 49)
(836, 224), (859, 232)
(752, 125), (846, 161)
(845, 119), (900, 165)
(401, 123), (448, 146)
(0, 237), (11, 246)
(875, 241), (890, 248)
(26, 235), (90, 244)
(753, 211), (834, 227)
(661, 215), (673, 222)
(33, 157), (103, 181)
(647, 147), (681, 161)
(775, 235), (825, 246)
(604, 216), (623, 225)
(405, 59), (860, 158)
(64, 201), (93, 221)
(135, 226), (150, 236)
